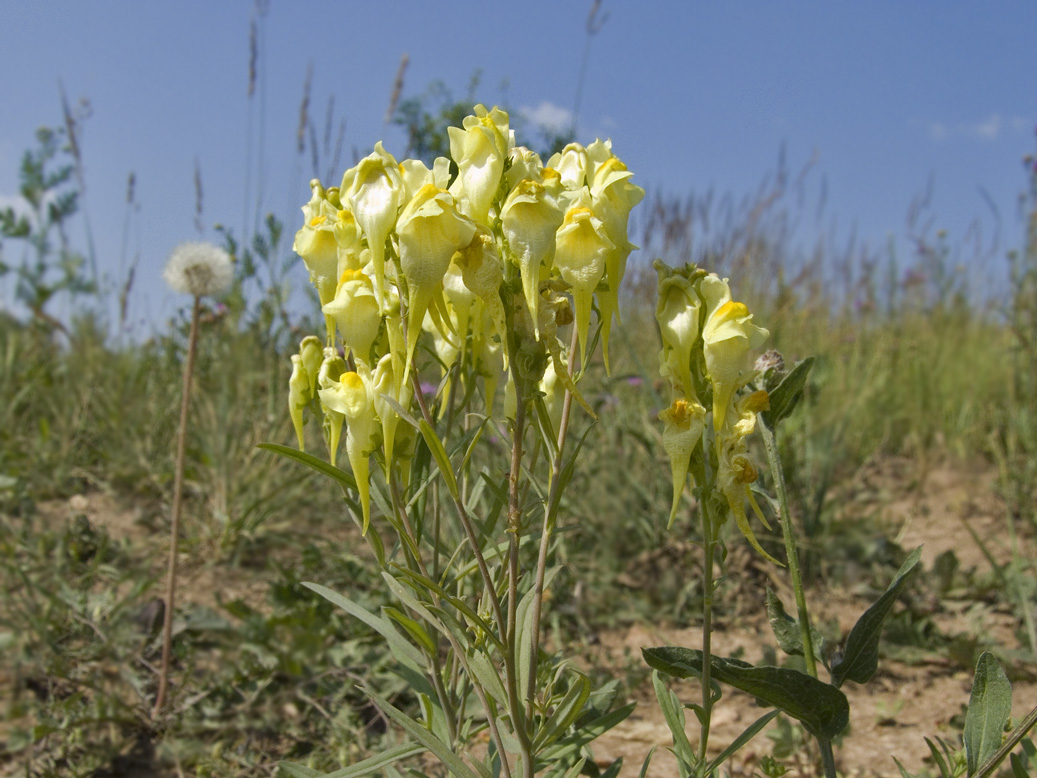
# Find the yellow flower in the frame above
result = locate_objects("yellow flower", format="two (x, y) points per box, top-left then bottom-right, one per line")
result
(547, 142), (589, 191)
(322, 269), (382, 368)
(454, 229), (507, 368)
(319, 371), (380, 535)
(299, 335), (323, 396)
(316, 350), (348, 467)
(655, 269), (702, 400)
(501, 179), (564, 337)
(400, 157), (452, 202)
(288, 354), (310, 450)
(448, 104), (510, 226)
(341, 141), (404, 308)
(588, 145), (645, 371)
(701, 275), (769, 429)
(716, 423), (781, 566)
(554, 203), (614, 368)
(396, 185), (478, 386)
(659, 397), (707, 528)
(293, 180), (340, 314)
(505, 146), (544, 191)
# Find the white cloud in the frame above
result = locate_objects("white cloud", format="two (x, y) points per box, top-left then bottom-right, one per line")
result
(971, 113), (1001, 140)
(927, 113), (1035, 143)
(520, 101), (574, 135)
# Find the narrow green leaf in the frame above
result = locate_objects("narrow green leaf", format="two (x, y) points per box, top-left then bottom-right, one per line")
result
(651, 670), (694, 764)
(831, 546), (922, 688)
(419, 419), (460, 501)
(282, 742), (426, 778)
(599, 758), (624, 778)
(467, 649), (508, 707)
(367, 690), (480, 778)
(762, 356), (814, 428)
(965, 652), (1012, 775)
(258, 442), (357, 491)
(638, 747), (657, 778)
(539, 703), (637, 763)
(383, 606), (437, 656)
(643, 646), (848, 741)
(766, 587), (826, 663)
(533, 670), (592, 750)
(277, 763), (321, 778)
(303, 582), (424, 671)
(706, 709), (782, 774)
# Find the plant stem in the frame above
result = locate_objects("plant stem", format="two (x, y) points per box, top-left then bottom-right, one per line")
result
(818, 740), (837, 778)
(759, 415), (818, 679)
(698, 484), (716, 772)
(153, 294), (201, 718)
(527, 328), (580, 715)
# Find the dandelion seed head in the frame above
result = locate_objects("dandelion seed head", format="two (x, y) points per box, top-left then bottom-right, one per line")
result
(163, 242), (233, 297)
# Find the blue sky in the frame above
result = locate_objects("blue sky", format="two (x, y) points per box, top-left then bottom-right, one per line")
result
(1, 1), (1034, 328)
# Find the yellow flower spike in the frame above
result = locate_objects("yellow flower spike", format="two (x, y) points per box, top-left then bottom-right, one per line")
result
(396, 185), (478, 388)
(659, 398), (707, 528)
(299, 335), (323, 396)
(455, 230), (508, 369)
(316, 350), (347, 467)
(656, 270), (702, 400)
(501, 179), (564, 338)
(448, 104), (510, 226)
(702, 288), (769, 430)
(319, 371), (379, 535)
(554, 204), (614, 369)
(341, 141), (404, 309)
(288, 354), (310, 450)
(322, 268), (382, 368)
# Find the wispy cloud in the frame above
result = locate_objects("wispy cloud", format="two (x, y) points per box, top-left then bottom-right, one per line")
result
(520, 101), (573, 135)
(927, 113), (1033, 142)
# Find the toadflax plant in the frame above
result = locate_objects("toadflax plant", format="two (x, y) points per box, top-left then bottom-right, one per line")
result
(268, 105), (644, 778)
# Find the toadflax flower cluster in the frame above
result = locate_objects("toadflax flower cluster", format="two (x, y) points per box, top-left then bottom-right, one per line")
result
(654, 260), (778, 564)
(288, 105), (644, 533)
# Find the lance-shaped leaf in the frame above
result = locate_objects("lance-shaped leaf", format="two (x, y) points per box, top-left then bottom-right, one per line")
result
(964, 651), (1012, 776)
(642, 646), (849, 741)
(766, 587), (826, 664)
(830, 546), (922, 688)
(762, 356), (815, 428)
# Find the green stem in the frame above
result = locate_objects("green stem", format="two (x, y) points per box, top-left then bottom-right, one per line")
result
(695, 452), (716, 772)
(818, 739), (837, 778)
(527, 327), (580, 715)
(759, 415), (818, 679)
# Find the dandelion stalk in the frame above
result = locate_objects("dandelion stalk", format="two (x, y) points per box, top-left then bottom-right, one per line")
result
(153, 293), (200, 718)
(153, 242), (232, 718)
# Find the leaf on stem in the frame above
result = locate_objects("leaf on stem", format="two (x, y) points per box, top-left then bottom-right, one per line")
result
(642, 646), (849, 741)
(761, 356), (814, 428)
(830, 546), (922, 688)
(964, 651), (1012, 776)
(766, 587), (826, 664)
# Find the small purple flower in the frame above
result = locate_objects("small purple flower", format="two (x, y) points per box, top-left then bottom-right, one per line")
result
(626, 376), (645, 387)
(420, 381), (437, 397)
